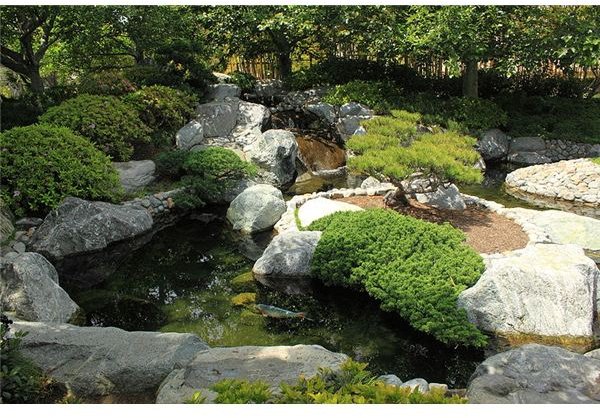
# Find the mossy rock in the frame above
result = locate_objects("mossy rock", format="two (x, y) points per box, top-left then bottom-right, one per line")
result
(239, 310), (263, 325)
(230, 271), (256, 292)
(231, 292), (256, 307)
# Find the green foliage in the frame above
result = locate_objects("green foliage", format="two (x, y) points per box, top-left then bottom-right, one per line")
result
(39, 94), (152, 161)
(155, 149), (189, 180)
(228, 71), (257, 93)
(78, 70), (137, 96)
(0, 124), (122, 216)
(175, 147), (257, 209)
(123, 85), (197, 145)
(190, 359), (466, 404)
(323, 80), (402, 114)
(496, 95), (600, 144)
(347, 109), (483, 187)
(307, 209), (486, 347)
(123, 65), (180, 89)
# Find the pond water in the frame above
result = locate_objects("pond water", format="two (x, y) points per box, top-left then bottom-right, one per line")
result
(72, 217), (484, 388)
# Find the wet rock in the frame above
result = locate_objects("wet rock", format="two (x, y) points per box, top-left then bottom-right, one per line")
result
(467, 344), (600, 403)
(297, 197), (363, 228)
(247, 129), (298, 187)
(176, 120), (204, 150)
(30, 197), (153, 260)
(253, 231), (322, 281)
(156, 345), (348, 403)
(113, 160), (156, 194)
(478, 129), (510, 161)
(458, 244), (599, 338)
(205, 83), (241, 101)
(226, 184), (286, 234)
(13, 321), (208, 399)
(415, 184), (466, 210)
(0, 252), (80, 323)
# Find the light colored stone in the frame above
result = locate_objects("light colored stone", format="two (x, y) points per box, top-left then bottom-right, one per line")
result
(156, 345), (348, 403)
(234, 100), (270, 134)
(0, 252), (80, 323)
(13, 320), (208, 398)
(584, 349), (600, 360)
(478, 129), (510, 161)
(467, 344), (600, 403)
(415, 184), (466, 210)
(400, 378), (429, 393)
(305, 102), (337, 124)
(176, 120), (204, 150)
(206, 83), (241, 101)
(378, 374), (403, 386)
(30, 197), (153, 260)
(360, 176), (381, 189)
(339, 102), (373, 118)
(247, 129), (298, 187)
(458, 244), (599, 338)
(226, 184), (286, 234)
(112, 160), (156, 193)
(196, 98), (239, 138)
(253, 231), (322, 280)
(297, 197), (363, 228)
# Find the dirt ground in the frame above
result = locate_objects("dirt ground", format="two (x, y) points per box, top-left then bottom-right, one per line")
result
(338, 195), (529, 254)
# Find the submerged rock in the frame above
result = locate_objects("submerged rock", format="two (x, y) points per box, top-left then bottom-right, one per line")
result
(30, 197), (153, 260)
(156, 345), (348, 403)
(13, 321), (208, 399)
(112, 160), (156, 194)
(0, 252), (80, 323)
(467, 344), (600, 403)
(226, 184), (286, 234)
(458, 243), (599, 339)
(297, 197), (363, 228)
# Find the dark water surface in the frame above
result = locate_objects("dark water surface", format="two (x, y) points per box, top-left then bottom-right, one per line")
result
(73, 218), (484, 388)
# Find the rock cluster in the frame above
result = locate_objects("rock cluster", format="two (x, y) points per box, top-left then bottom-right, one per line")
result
(505, 158), (600, 218)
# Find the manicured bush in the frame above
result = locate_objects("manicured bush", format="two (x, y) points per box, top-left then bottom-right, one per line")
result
(228, 71), (257, 93)
(187, 359), (466, 404)
(323, 80), (403, 114)
(123, 85), (197, 144)
(39, 94), (152, 161)
(77, 70), (137, 96)
(155, 149), (189, 180)
(0, 124), (122, 216)
(174, 147), (257, 209)
(124, 65), (180, 89)
(307, 209), (486, 347)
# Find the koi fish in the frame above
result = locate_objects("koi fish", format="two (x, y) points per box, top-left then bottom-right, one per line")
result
(255, 304), (312, 321)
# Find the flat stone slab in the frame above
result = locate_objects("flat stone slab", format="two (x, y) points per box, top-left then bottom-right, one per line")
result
(297, 197), (363, 228)
(467, 344), (600, 403)
(156, 345), (348, 403)
(13, 321), (208, 398)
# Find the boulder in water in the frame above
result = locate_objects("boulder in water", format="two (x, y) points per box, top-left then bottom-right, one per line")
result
(226, 184), (286, 234)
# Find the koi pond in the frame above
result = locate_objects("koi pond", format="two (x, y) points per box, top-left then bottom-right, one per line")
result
(72, 216), (484, 388)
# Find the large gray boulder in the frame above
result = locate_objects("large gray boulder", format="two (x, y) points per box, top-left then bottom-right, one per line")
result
(507, 152), (552, 166)
(13, 321), (208, 398)
(196, 98), (239, 138)
(0, 198), (14, 243)
(339, 102), (373, 118)
(305, 102), (337, 124)
(30, 197), (153, 260)
(509, 136), (546, 152)
(297, 197), (363, 228)
(467, 344), (600, 403)
(156, 345), (348, 403)
(458, 244), (599, 338)
(112, 160), (156, 194)
(247, 129), (298, 187)
(176, 120), (204, 150)
(253, 230), (321, 280)
(226, 184), (286, 234)
(415, 184), (466, 210)
(235, 100), (270, 133)
(478, 129), (510, 161)
(0, 252), (80, 323)
(205, 83), (241, 101)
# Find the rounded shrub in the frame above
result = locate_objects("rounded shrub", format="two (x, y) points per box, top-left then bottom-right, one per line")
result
(77, 70), (137, 96)
(307, 208), (486, 347)
(39, 94), (151, 161)
(123, 85), (197, 136)
(0, 124), (122, 216)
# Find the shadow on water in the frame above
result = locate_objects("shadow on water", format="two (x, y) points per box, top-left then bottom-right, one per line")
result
(72, 216), (483, 388)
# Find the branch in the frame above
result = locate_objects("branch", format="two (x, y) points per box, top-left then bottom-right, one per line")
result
(0, 45), (28, 75)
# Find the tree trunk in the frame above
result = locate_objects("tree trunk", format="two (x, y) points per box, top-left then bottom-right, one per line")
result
(278, 53), (292, 80)
(27, 67), (45, 94)
(462, 59), (478, 98)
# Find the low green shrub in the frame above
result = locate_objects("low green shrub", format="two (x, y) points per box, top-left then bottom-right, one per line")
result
(0, 124), (122, 216)
(307, 209), (486, 347)
(124, 65), (180, 89)
(187, 359), (465, 404)
(77, 70), (137, 96)
(323, 80), (402, 114)
(123, 85), (197, 146)
(228, 71), (257, 94)
(155, 149), (189, 180)
(174, 147), (257, 209)
(39, 94), (152, 161)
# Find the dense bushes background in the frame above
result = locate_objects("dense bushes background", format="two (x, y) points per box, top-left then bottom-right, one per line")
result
(0, 124), (122, 216)
(307, 209), (486, 347)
